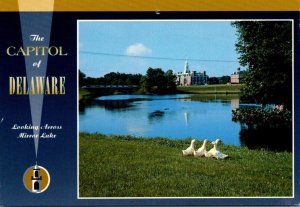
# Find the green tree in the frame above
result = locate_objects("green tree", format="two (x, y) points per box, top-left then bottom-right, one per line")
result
(144, 68), (165, 93)
(79, 70), (86, 87)
(130, 74), (143, 85)
(232, 21), (292, 109)
(103, 72), (142, 86)
(141, 68), (176, 93)
(104, 72), (119, 85)
(164, 69), (177, 91)
(139, 76), (149, 93)
(208, 77), (219, 84)
(219, 76), (231, 84)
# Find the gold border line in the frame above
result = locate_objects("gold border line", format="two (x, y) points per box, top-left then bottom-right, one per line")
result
(1, 0), (300, 12)
(18, 0), (54, 12)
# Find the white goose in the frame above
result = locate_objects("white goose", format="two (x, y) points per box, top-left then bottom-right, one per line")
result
(206, 139), (228, 159)
(182, 139), (196, 156)
(194, 139), (208, 157)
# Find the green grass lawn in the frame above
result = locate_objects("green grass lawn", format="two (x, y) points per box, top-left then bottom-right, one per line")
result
(177, 84), (243, 94)
(79, 132), (292, 197)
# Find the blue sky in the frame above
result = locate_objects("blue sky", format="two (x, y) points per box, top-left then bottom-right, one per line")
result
(79, 20), (241, 78)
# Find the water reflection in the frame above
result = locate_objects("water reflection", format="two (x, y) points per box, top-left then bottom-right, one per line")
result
(80, 94), (241, 146)
(184, 111), (190, 126)
(189, 94), (239, 102)
(148, 110), (165, 123)
(231, 99), (240, 110)
(79, 94), (292, 151)
(79, 98), (135, 114)
(239, 125), (292, 152)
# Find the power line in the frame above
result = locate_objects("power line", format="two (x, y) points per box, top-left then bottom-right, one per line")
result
(80, 50), (239, 63)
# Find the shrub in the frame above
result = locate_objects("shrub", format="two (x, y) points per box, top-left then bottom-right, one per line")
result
(232, 107), (292, 128)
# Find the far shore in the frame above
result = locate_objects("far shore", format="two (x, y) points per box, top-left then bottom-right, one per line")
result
(79, 84), (243, 100)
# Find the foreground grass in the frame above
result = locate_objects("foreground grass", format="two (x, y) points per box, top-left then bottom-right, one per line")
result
(79, 133), (292, 197)
(177, 84), (243, 94)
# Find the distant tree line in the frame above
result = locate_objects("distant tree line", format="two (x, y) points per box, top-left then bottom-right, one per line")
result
(208, 76), (231, 84)
(79, 67), (177, 94)
(79, 70), (142, 87)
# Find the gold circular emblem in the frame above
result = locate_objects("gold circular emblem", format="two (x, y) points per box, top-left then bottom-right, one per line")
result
(23, 164), (50, 193)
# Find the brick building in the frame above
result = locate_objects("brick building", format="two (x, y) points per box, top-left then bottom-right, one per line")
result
(176, 60), (208, 86)
(230, 68), (245, 84)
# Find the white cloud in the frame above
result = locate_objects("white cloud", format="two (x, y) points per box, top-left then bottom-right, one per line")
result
(125, 43), (152, 56)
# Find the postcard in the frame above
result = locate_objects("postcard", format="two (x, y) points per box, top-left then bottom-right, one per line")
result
(0, 0), (299, 206)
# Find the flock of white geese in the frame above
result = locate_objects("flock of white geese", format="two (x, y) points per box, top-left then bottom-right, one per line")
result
(182, 139), (228, 159)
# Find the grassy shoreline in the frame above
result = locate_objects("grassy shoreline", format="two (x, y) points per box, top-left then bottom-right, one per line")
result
(79, 88), (93, 100)
(79, 132), (292, 197)
(176, 84), (243, 94)
(79, 84), (243, 101)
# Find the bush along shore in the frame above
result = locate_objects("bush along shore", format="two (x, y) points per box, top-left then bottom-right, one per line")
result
(79, 132), (292, 197)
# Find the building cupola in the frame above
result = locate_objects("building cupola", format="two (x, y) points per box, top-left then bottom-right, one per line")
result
(183, 60), (190, 74)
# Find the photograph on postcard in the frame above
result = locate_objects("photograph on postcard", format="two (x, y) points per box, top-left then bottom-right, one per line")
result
(77, 20), (293, 198)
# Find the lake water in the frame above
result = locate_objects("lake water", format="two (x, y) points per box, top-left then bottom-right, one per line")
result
(79, 94), (242, 146)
